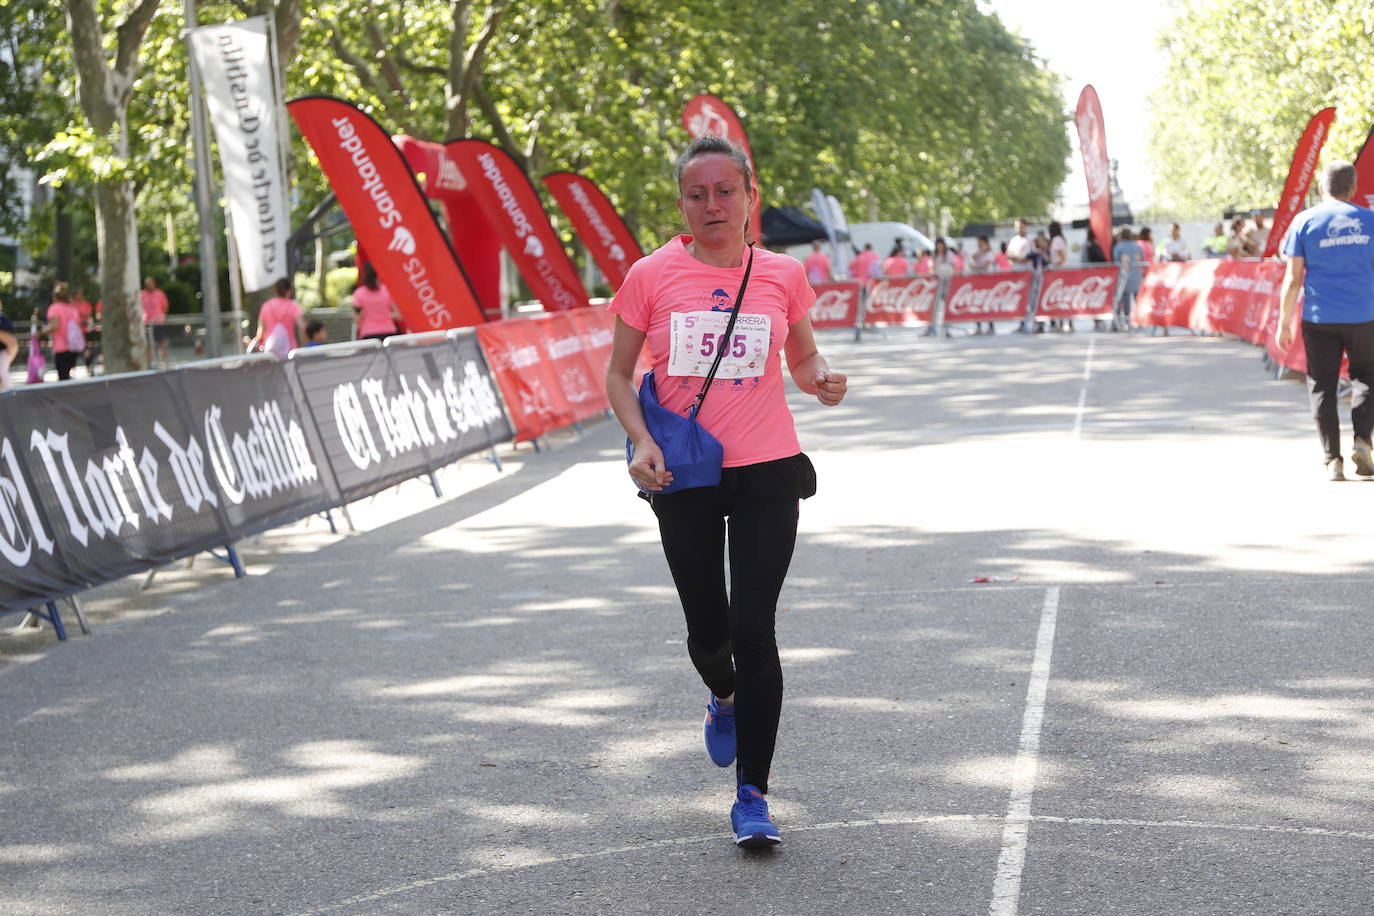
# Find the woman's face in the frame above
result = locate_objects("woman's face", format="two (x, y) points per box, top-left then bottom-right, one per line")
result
(677, 153), (754, 250)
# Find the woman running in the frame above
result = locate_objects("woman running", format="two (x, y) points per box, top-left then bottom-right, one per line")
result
(606, 136), (848, 848)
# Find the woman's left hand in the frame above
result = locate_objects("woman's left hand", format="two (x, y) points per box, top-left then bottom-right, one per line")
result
(813, 370), (847, 406)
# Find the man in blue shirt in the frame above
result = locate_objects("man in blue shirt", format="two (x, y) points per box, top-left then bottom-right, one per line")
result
(1277, 161), (1374, 480)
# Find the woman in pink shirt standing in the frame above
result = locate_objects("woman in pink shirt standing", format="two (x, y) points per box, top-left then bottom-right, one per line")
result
(251, 278), (306, 355)
(44, 281), (84, 381)
(352, 263), (402, 340)
(607, 137), (847, 849)
(881, 243), (911, 277)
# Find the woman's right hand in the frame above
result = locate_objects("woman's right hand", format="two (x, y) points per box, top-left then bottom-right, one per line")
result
(628, 436), (673, 491)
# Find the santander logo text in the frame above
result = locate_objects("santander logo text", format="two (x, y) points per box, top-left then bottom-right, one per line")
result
(331, 115), (451, 328)
(947, 279), (1027, 317)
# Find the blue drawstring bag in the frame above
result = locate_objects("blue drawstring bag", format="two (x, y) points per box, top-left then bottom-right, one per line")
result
(627, 369), (726, 494)
(627, 246), (753, 494)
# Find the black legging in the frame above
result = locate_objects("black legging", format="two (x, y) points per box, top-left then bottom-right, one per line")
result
(649, 465), (799, 794)
(1302, 319), (1374, 461)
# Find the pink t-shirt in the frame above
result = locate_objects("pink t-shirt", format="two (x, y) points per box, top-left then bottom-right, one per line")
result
(259, 296), (303, 349)
(610, 236), (813, 468)
(850, 250), (880, 281)
(353, 284), (397, 337)
(140, 288), (169, 323)
(882, 255), (911, 276)
(804, 251), (831, 284)
(48, 302), (82, 354)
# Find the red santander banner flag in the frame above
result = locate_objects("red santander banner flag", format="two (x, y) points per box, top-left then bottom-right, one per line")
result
(682, 94), (762, 244)
(1264, 107), (1337, 258)
(542, 172), (643, 291)
(1075, 85), (1113, 254)
(1036, 267), (1117, 320)
(287, 96), (485, 329)
(944, 274), (1032, 323)
(1351, 124), (1374, 210)
(446, 140), (589, 311)
(808, 281), (861, 329)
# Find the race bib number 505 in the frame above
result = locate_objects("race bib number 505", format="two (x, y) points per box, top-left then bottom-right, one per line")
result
(667, 311), (772, 379)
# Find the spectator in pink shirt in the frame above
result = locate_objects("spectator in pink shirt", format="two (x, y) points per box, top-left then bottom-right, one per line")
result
(140, 276), (171, 366)
(44, 281), (85, 381)
(352, 264), (402, 340)
(251, 278), (306, 355)
(849, 243), (880, 284)
(803, 241), (832, 284)
(882, 243), (911, 277)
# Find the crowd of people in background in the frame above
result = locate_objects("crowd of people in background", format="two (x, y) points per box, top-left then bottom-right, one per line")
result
(3, 262), (402, 386)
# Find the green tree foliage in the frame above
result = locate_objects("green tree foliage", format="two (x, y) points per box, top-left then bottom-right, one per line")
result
(19, 0), (1068, 353)
(303, 0), (1068, 245)
(1150, 0), (1374, 214)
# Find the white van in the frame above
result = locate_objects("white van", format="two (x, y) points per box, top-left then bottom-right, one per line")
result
(783, 221), (935, 273)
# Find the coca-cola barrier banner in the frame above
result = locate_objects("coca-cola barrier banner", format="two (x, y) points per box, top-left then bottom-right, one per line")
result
(543, 171), (644, 291)
(808, 281), (862, 329)
(1264, 107), (1336, 259)
(864, 276), (939, 326)
(0, 337), (512, 614)
(1035, 267), (1117, 320)
(1075, 85), (1113, 253)
(447, 140), (589, 312)
(682, 93), (763, 245)
(287, 96), (486, 329)
(945, 273), (1032, 322)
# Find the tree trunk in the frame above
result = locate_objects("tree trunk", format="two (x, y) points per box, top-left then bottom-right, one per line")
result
(63, 0), (161, 374)
(94, 179), (147, 372)
(53, 184), (73, 284)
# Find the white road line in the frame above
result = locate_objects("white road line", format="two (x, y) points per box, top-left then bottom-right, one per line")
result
(290, 807), (1374, 915)
(989, 585), (1061, 916)
(1071, 338), (1096, 439)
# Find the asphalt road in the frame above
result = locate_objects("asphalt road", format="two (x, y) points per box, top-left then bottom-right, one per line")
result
(3, 328), (1372, 915)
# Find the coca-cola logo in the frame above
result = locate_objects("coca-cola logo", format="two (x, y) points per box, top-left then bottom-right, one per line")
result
(810, 289), (857, 323)
(869, 278), (937, 318)
(1040, 276), (1114, 315)
(947, 279), (1027, 317)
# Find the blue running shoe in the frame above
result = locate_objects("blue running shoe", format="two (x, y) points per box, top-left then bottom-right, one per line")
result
(731, 784), (781, 848)
(703, 696), (736, 767)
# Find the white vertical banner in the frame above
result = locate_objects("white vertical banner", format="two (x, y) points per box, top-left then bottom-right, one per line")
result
(187, 16), (289, 291)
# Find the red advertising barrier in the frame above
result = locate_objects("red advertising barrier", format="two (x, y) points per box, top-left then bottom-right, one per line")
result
(1264, 107), (1336, 259)
(476, 319), (577, 442)
(1075, 85), (1114, 254)
(447, 139), (589, 312)
(864, 276), (939, 326)
(1131, 259), (1331, 377)
(530, 312), (608, 420)
(543, 172), (643, 291)
(808, 281), (862, 329)
(945, 273), (1032, 323)
(287, 96), (486, 330)
(1036, 267), (1116, 320)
